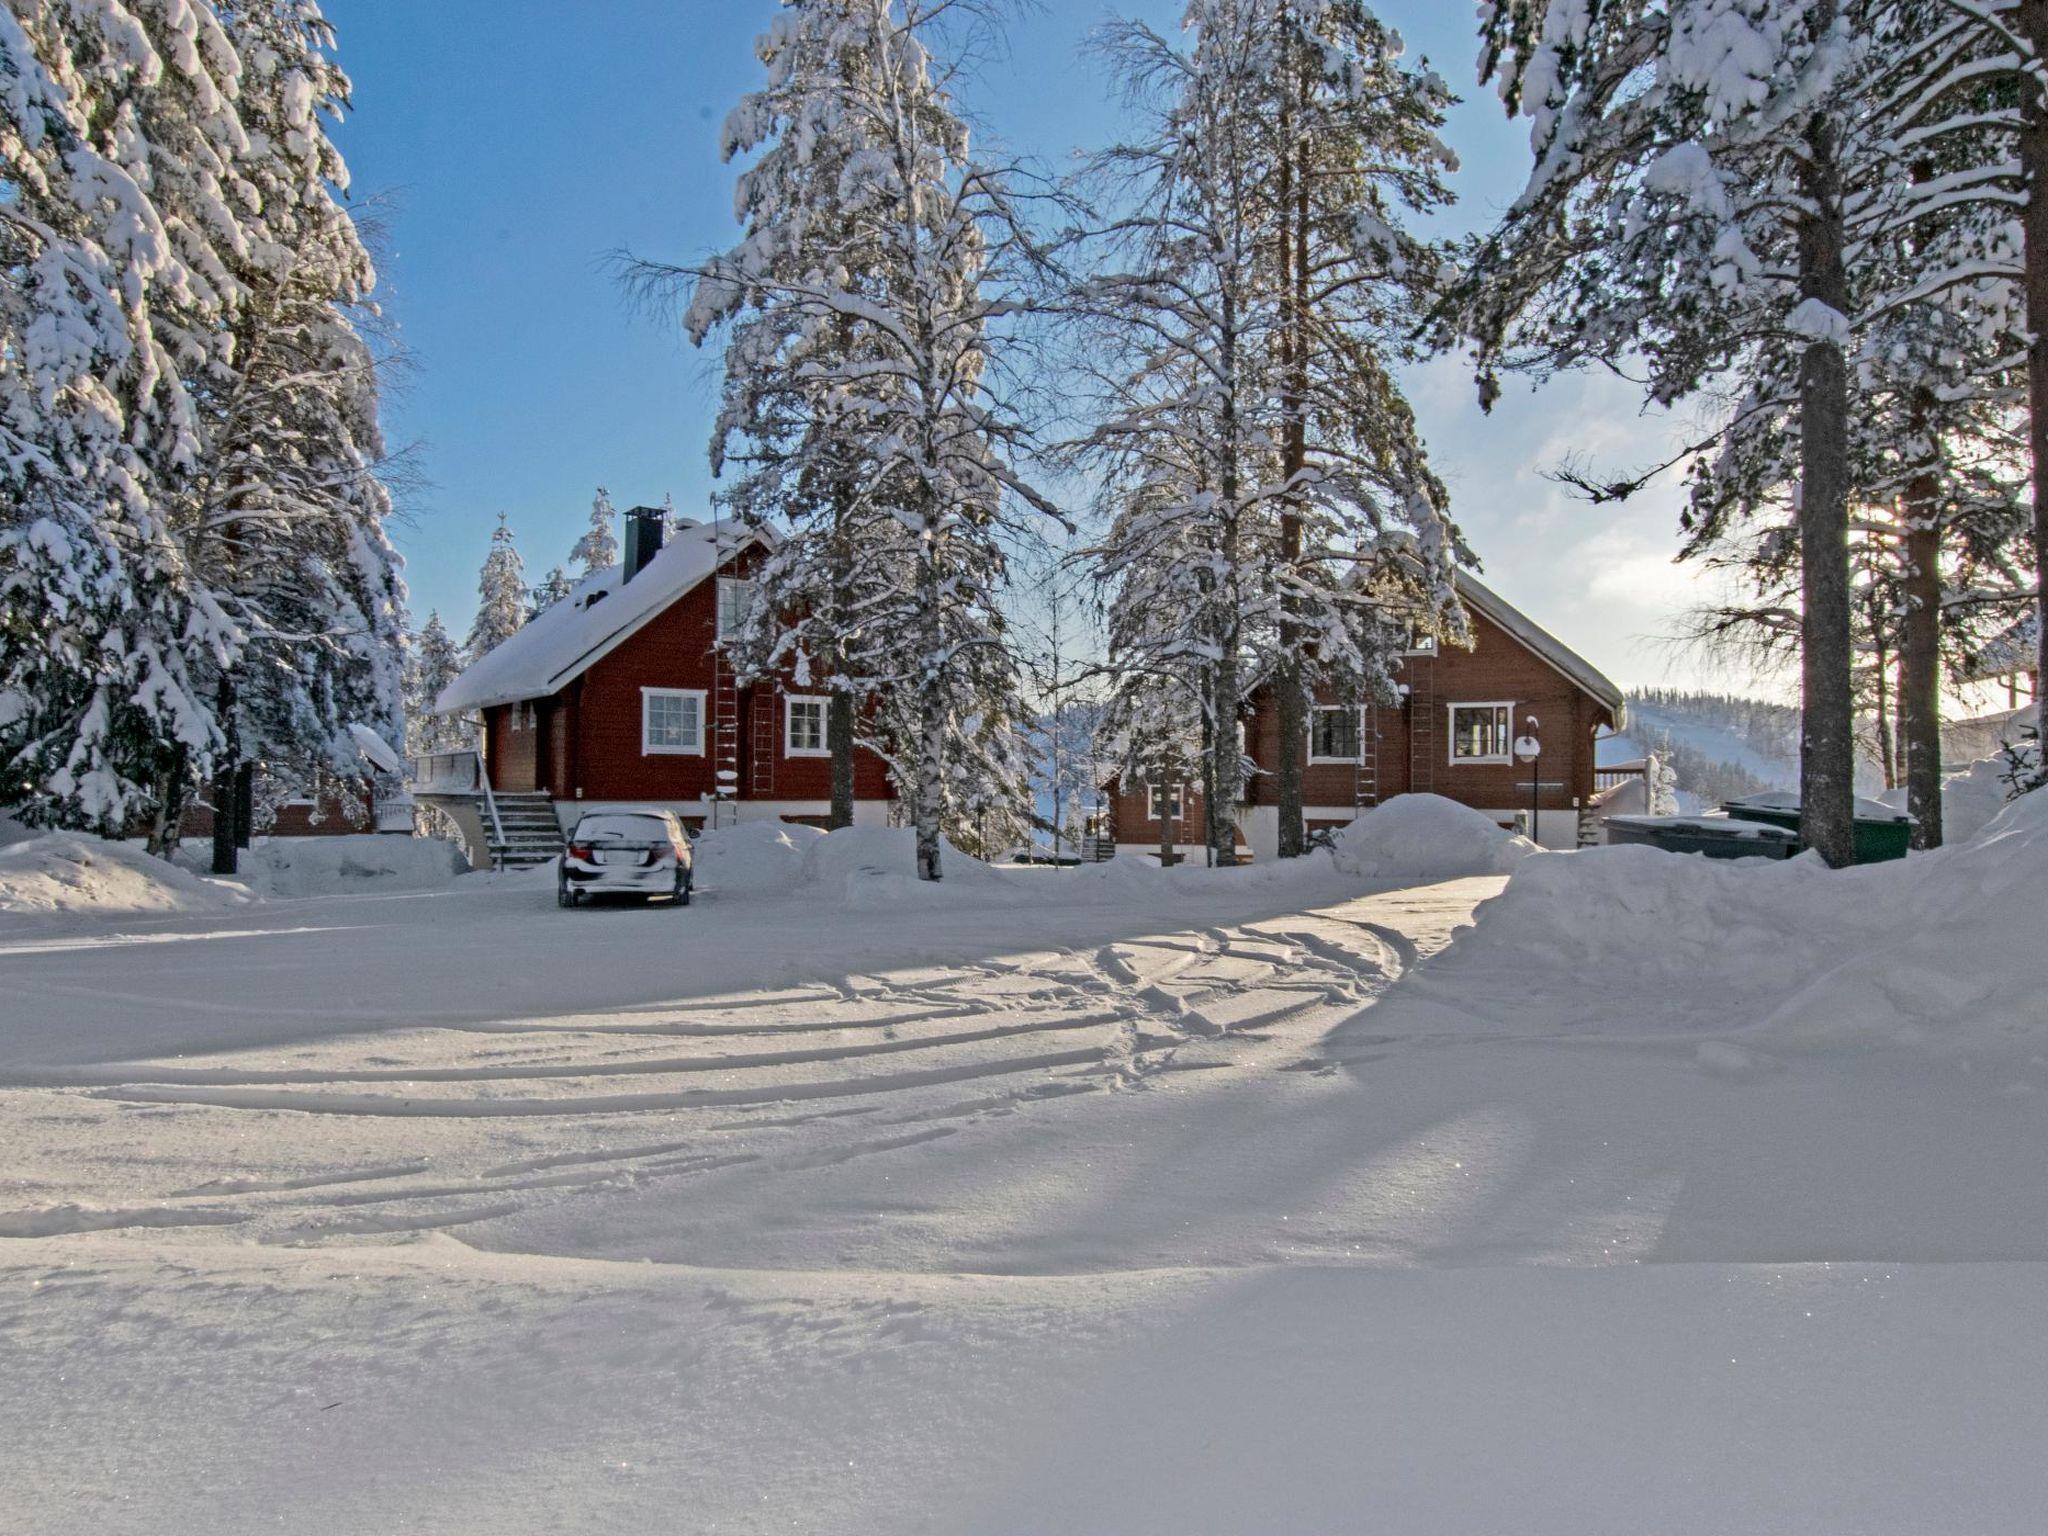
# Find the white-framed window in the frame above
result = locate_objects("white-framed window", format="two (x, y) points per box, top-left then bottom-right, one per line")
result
(1145, 782), (1184, 823)
(784, 694), (829, 757)
(715, 577), (758, 641)
(1400, 623), (1439, 657)
(1448, 702), (1514, 765)
(641, 687), (705, 755)
(1308, 706), (1363, 763)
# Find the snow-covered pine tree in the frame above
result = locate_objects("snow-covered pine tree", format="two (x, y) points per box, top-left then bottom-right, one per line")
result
(1075, 0), (1468, 865)
(1567, 0), (2031, 848)
(530, 567), (575, 615)
(1256, 0), (1470, 857)
(1093, 480), (1214, 867)
(404, 612), (472, 756)
(571, 487), (620, 576)
(468, 515), (528, 657)
(649, 0), (1060, 879)
(1846, 0), (2048, 833)
(1462, 0), (1897, 867)
(673, 0), (904, 831)
(192, 0), (406, 873)
(0, 1), (257, 845)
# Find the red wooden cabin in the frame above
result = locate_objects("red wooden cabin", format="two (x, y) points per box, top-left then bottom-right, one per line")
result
(426, 509), (895, 866)
(1101, 572), (1626, 859)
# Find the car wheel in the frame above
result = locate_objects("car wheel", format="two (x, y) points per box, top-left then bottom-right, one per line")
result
(674, 870), (691, 907)
(557, 879), (572, 909)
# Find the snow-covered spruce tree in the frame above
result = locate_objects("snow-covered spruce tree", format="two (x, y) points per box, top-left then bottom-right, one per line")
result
(1626, 1), (2033, 845)
(1092, 480), (1215, 866)
(647, 0), (1061, 879)
(467, 515), (528, 658)
(530, 566), (574, 615)
(671, 0), (905, 831)
(1254, 0), (1469, 858)
(1462, 0), (1901, 867)
(404, 612), (472, 756)
(191, 0), (406, 873)
(571, 487), (620, 577)
(1848, 0), (2048, 830)
(1072, 1), (1468, 865)
(0, 1), (255, 845)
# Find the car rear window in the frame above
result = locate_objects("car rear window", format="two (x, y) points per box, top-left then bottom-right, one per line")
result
(574, 814), (677, 843)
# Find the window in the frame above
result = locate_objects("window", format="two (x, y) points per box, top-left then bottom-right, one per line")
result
(1145, 782), (1184, 823)
(1309, 706), (1363, 763)
(641, 688), (705, 755)
(1448, 703), (1514, 764)
(1400, 622), (1438, 656)
(715, 577), (758, 641)
(784, 695), (829, 757)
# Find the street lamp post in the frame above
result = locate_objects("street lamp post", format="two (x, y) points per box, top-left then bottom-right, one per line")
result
(1512, 716), (1542, 844)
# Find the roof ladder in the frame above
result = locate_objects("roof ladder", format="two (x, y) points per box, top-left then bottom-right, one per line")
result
(1408, 656), (1437, 796)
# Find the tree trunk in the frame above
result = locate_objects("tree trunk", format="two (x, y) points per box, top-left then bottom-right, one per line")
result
(1273, 17), (1308, 860)
(1795, 74), (1857, 869)
(827, 473), (857, 830)
(1871, 627), (1896, 793)
(2025, 2), (2048, 714)
(1901, 390), (1944, 848)
(915, 533), (945, 882)
(1157, 774), (1175, 867)
(145, 747), (190, 859)
(1208, 650), (1239, 866)
(1902, 511), (1944, 850)
(211, 675), (238, 876)
(234, 760), (255, 849)
(916, 665), (944, 882)
(829, 689), (856, 830)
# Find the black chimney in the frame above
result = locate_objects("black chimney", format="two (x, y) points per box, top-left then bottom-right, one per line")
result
(622, 505), (665, 582)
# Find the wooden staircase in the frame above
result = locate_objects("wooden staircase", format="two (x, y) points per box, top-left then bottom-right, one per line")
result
(489, 793), (565, 870)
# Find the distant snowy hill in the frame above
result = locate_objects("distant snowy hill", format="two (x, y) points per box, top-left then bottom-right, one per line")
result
(1604, 690), (2032, 808)
(1601, 691), (1809, 804)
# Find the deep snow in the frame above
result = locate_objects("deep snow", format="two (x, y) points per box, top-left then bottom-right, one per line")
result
(1, 793), (2044, 1532)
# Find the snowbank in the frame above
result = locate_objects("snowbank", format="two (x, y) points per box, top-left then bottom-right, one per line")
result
(799, 826), (1032, 910)
(1877, 705), (2039, 842)
(0, 833), (248, 920)
(691, 820), (825, 894)
(1329, 795), (1537, 882)
(209, 836), (470, 899)
(1378, 788), (2048, 1058)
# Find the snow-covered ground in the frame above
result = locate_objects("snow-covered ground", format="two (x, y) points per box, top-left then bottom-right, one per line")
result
(2, 799), (2044, 1533)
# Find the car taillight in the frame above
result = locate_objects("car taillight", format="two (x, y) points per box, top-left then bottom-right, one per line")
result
(671, 841), (687, 860)
(567, 843), (592, 861)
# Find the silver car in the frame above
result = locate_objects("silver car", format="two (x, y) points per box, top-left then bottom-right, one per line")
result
(557, 811), (694, 908)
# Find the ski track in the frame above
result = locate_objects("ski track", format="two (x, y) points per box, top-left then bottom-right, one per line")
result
(3, 909), (1406, 1246)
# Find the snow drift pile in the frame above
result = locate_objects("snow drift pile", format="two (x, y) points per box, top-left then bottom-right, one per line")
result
(800, 827), (1031, 910)
(0, 834), (249, 920)
(1328, 795), (1538, 882)
(209, 837), (469, 899)
(692, 820), (825, 894)
(1372, 788), (2048, 1058)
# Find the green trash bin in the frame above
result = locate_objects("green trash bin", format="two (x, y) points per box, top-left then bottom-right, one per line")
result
(1604, 814), (1804, 860)
(1720, 793), (1913, 864)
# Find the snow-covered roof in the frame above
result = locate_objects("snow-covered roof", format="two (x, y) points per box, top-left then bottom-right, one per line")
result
(1453, 570), (1627, 727)
(434, 520), (768, 715)
(1963, 614), (2039, 680)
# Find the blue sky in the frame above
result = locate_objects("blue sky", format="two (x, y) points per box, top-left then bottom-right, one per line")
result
(325, 0), (1733, 694)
